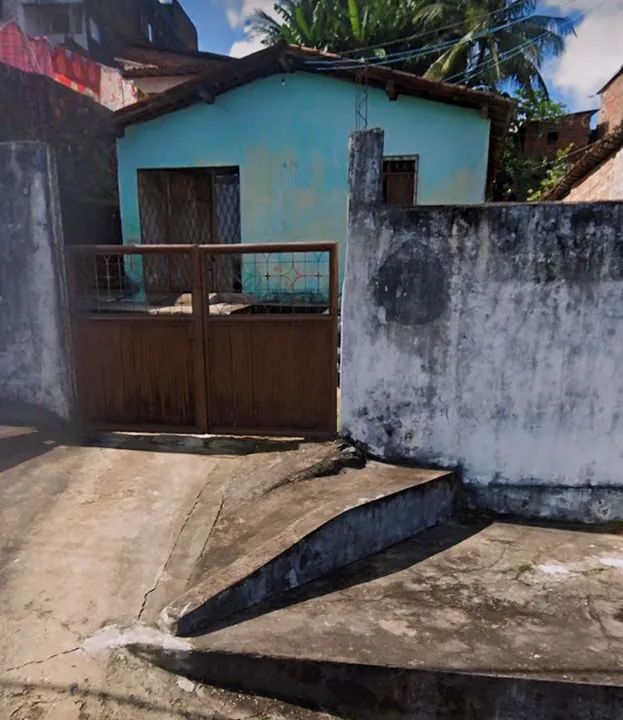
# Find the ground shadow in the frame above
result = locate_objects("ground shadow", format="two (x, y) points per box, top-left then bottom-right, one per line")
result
(189, 519), (488, 636)
(0, 428), (59, 473)
(136, 644), (623, 720)
(87, 433), (304, 457)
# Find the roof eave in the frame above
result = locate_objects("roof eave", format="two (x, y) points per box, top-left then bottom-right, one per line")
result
(114, 43), (514, 194)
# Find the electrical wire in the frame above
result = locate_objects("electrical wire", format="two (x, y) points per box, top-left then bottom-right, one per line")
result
(306, 14), (533, 70)
(443, 20), (574, 84)
(306, 0), (580, 60)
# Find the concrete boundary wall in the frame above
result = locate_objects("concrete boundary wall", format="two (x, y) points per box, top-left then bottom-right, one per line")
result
(341, 129), (623, 522)
(0, 141), (75, 423)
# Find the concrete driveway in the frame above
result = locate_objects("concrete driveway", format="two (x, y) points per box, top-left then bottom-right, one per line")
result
(0, 425), (335, 720)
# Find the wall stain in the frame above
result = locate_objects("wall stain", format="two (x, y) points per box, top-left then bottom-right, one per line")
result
(373, 240), (448, 326)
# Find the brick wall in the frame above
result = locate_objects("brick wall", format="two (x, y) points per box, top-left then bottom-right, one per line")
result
(600, 72), (623, 132)
(564, 146), (623, 202)
(522, 113), (592, 160)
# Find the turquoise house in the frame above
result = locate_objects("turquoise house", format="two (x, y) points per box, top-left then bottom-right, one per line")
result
(115, 44), (512, 297)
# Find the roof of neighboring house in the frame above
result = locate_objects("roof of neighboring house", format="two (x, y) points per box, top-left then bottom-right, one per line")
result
(115, 43), (515, 195)
(524, 109), (597, 128)
(543, 122), (623, 200)
(116, 44), (232, 78)
(598, 65), (623, 95)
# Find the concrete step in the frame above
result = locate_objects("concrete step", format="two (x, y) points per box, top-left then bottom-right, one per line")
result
(160, 461), (457, 636)
(136, 522), (623, 719)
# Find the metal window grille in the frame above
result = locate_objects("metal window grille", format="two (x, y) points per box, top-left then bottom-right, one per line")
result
(138, 168), (241, 246)
(137, 168), (241, 293)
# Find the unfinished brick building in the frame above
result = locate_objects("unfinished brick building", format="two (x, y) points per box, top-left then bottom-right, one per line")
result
(545, 65), (623, 202)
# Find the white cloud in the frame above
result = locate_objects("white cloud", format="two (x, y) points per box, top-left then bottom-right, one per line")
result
(545, 0), (623, 108)
(229, 35), (266, 57)
(225, 7), (241, 27)
(222, 0), (276, 29)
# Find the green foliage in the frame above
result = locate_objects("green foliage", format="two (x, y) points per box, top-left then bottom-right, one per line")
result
(248, 0), (576, 94)
(494, 89), (573, 201)
(526, 146), (573, 201)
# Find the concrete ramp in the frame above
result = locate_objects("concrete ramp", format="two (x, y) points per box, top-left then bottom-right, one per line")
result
(161, 461), (456, 636)
(141, 522), (623, 719)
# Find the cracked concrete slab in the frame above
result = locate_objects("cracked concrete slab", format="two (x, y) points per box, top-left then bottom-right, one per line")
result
(183, 521), (623, 683)
(0, 425), (339, 720)
(136, 522), (623, 717)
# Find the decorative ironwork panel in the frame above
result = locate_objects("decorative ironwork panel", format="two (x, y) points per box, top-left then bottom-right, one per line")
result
(204, 250), (330, 316)
(68, 250), (193, 316)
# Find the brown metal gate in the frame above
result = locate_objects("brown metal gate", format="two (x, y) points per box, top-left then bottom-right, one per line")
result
(66, 242), (338, 437)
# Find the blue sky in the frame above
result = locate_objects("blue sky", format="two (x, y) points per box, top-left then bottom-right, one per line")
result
(178, 0), (623, 111)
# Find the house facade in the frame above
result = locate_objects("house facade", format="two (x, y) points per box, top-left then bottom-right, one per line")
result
(115, 45), (513, 282)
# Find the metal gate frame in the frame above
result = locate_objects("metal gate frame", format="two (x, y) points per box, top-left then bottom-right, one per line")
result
(67, 242), (338, 437)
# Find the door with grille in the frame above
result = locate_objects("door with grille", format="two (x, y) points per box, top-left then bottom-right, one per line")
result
(138, 167), (241, 246)
(138, 167), (241, 295)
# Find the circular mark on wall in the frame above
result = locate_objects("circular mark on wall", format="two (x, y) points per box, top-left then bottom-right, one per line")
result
(373, 242), (448, 326)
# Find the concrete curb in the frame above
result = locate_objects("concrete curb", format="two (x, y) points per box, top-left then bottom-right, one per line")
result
(132, 644), (623, 720)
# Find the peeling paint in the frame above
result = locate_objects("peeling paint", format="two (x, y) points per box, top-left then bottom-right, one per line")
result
(0, 142), (75, 422)
(117, 73), (490, 284)
(342, 130), (623, 522)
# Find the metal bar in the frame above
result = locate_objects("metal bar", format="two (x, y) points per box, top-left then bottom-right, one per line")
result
(202, 315), (333, 323)
(68, 241), (339, 255)
(329, 244), (339, 433)
(191, 246), (209, 433)
(71, 316), (194, 323)
(197, 241), (338, 254)
(67, 245), (195, 255)
(330, 244), (339, 318)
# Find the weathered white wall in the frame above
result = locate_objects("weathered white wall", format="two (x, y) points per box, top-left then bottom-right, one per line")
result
(0, 141), (75, 423)
(342, 130), (623, 521)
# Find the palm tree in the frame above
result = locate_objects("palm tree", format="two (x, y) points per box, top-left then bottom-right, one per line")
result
(420, 1), (574, 93)
(247, 0), (575, 95)
(249, 0), (420, 53)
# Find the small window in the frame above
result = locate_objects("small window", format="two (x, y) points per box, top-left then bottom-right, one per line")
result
(547, 130), (559, 145)
(147, 22), (154, 42)
(383, 157), (418, 206)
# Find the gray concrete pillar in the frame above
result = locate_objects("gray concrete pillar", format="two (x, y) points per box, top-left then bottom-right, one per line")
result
(347, 128), (384, 214)
(341, 130), (385, 434)
(0, 141), (76, 424)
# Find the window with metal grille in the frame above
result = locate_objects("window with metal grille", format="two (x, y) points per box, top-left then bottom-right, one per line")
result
(383, 156), (418, 206)
(138, 167), (241, 246)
